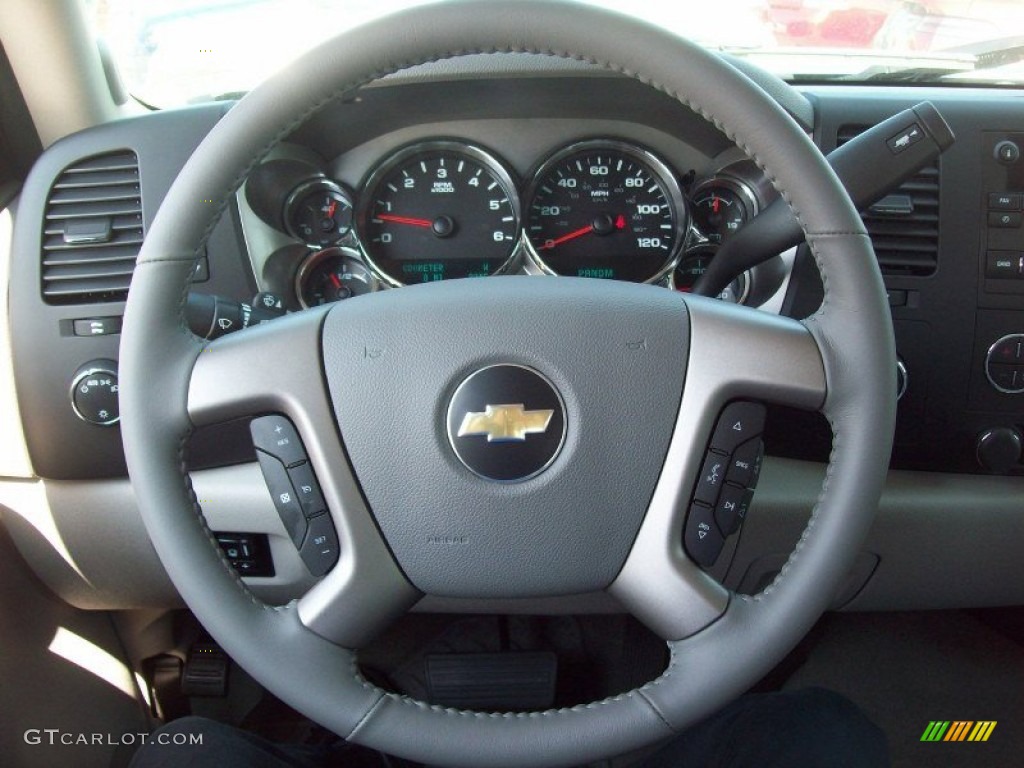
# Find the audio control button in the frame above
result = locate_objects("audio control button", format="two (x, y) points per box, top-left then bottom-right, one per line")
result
(710, 401), (766, 456)
(684, 502), (724, 569)
(694, 453), (728, 507)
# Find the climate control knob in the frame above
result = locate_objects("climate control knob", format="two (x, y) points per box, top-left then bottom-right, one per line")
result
(976, 427), (1022, 473)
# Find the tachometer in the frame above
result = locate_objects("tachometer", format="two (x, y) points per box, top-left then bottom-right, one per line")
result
(356, 141), (521, 286)
(524, 141), (686, 283)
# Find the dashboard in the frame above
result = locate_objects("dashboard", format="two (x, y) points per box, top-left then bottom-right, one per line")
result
(235, 75), (789, 319)
(4, 57), (1024, 613)
(243, 134), (766, 305)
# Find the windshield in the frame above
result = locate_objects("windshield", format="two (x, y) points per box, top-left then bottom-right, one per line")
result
(85, 0), (1024, 107)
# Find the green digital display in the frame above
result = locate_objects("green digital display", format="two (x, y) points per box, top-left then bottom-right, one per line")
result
(577, 268), (615, 279)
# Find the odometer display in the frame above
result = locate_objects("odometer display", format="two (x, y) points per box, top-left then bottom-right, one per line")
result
(357, 142), (520, 286)
(525, 141), (685, 283)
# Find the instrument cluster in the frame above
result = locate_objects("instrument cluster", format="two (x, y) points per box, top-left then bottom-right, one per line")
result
(244, 138), (764, 308)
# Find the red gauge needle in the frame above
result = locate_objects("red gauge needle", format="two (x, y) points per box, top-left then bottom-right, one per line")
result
(328, 273), (342, 290)
(539, 224), (594, 250)
(712, 196), (721, 215)
(376, 213), (433, 228)
(326, 200), (337, 218)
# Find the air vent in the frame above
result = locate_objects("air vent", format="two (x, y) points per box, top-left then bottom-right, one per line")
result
(837, 125), (939, 277)
(41, 150), (142, 304)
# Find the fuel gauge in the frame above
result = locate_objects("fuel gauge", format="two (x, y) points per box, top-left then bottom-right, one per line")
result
(296, 247), (376, 308)
(690, 178), (757, 243)
(285, 179), (354, 247)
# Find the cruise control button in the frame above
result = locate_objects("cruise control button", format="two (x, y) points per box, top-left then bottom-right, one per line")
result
(250, 415), (307, 467)
(726, 438), (764, 489)
(255, 450), (307, 547)
(300, 513), (339, 577)
(287, 461), (327, 518)
(694, 453), (728, 507)
(715, 483), (754, 536)
(710, 401), (766, 455)
(684, 502), (724, 569)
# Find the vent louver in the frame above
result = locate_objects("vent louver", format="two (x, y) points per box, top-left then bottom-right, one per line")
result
(41, 150), (142, 304)
(837, 125), (939, 277)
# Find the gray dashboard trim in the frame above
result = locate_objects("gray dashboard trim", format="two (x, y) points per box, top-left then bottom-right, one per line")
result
(2, 459), (1021, 612)
(729, 458), (1024, 612)
(371, 51), (815, 131)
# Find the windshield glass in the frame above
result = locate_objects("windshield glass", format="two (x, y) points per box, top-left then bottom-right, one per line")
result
(85, 0), (1024, 107)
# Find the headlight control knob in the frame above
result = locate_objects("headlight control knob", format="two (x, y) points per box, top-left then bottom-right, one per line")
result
(975, 427), (1022, 474)
(70, 360), (119, 426)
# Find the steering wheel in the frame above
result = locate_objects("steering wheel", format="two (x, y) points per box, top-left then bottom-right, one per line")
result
(120, 1), (895, 765)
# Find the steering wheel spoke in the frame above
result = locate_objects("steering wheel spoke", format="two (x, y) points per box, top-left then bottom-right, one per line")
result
(682, 296), (827, 413)
(188, 305), (331, 427)
(609, 297), (826, 640)
(188, 307), (419, 648)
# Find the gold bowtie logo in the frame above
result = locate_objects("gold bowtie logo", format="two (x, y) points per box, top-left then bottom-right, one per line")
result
(457, 404), (554, 442)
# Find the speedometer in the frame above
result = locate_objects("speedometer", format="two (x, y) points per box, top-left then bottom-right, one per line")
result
(356, 141), (521, 286)
(524, 141), (686, 283)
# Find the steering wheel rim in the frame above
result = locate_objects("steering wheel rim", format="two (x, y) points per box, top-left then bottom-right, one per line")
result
(119, 1), (896, 766)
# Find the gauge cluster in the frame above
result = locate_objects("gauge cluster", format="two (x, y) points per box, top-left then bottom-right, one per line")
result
(244, 138), (769, 307)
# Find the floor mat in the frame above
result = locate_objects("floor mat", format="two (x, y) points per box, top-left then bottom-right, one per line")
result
(783, 611), (1024, 768)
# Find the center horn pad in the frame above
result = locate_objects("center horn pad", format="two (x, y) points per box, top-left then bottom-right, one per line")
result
(321, 276), (689, 598)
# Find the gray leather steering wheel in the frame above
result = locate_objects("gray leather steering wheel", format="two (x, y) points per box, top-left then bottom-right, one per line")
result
(119, 1), (896, 765)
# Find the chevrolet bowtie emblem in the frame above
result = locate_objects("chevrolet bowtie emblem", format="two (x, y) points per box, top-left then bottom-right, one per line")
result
(457, 404), (554, 443)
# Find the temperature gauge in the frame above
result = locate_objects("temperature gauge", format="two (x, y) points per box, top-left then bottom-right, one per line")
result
(285, 179), (354, 248)
(296, 247), (377, 307)
(674, 247), (749, 304)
